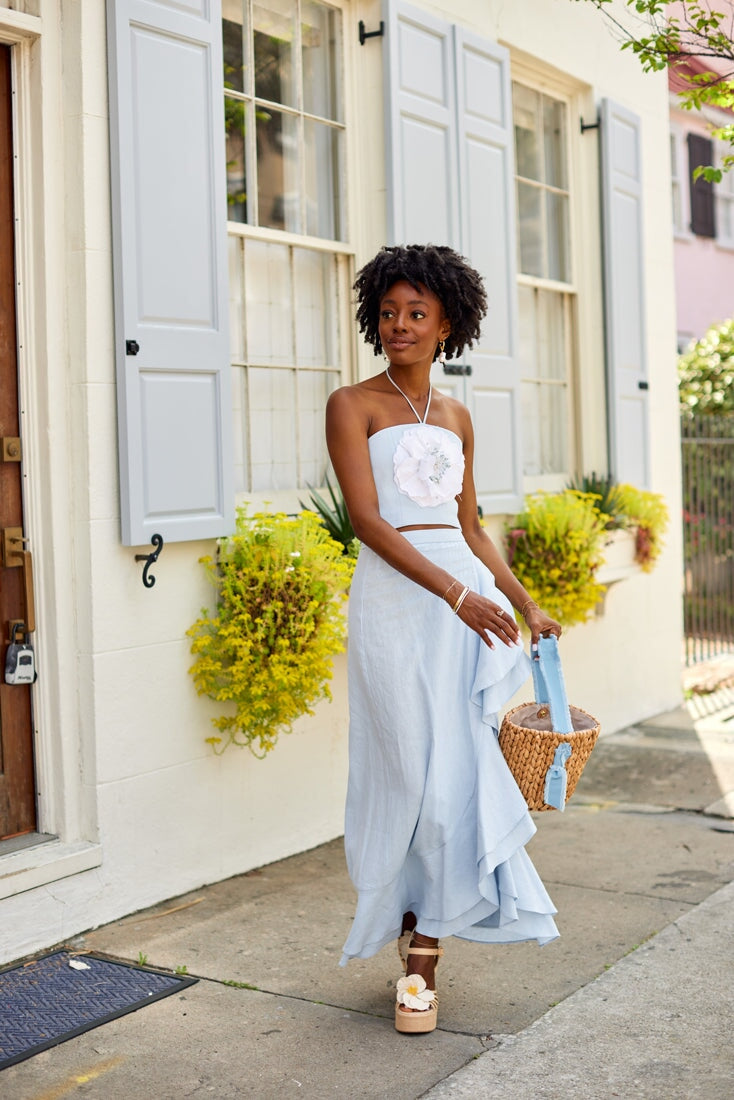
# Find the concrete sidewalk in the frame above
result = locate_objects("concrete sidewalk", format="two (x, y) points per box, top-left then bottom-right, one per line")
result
(3, 699), (734, 1099)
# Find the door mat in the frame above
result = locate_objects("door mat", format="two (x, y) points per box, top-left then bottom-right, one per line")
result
(0, 949), (197, 1070)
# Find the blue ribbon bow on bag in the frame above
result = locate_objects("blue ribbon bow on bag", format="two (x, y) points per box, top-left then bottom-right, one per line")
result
(544, 743), (573, 811)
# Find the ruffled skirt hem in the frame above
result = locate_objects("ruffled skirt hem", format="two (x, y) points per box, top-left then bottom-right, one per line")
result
(340, 530), (558, 965)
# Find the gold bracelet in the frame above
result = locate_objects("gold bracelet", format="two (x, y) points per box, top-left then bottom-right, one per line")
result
(452, 586), (470, 614)
(520, 598), (539, 619)
(443, 579), (460, 604)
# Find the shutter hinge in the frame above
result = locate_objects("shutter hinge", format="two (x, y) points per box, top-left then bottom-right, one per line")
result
(358, 20), (384, 45)
(126, 339), (140, 356)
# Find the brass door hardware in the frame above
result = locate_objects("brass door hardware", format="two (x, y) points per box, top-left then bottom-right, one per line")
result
(1, 527), (35, 632)
(0, 436), (21, 461)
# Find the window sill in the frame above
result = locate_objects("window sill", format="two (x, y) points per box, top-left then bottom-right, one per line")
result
(715, 238), (734, 253)
(0, 837), (102, 900)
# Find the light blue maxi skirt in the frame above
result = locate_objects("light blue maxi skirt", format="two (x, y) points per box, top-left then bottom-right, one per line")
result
(339, 528), (559, 966)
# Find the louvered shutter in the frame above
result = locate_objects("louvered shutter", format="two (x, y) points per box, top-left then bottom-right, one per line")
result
(600, 98), (650, 488)
(107, 0), (233, 545)
(687, 133), (716, 238)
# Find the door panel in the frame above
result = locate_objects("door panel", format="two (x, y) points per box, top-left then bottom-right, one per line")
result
(0, 45), (35, 840)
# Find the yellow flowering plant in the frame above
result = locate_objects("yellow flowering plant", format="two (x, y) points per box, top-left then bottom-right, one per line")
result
(188, 508), (355, 757)
(607, 483), (669, 572)
(506, 491), (609, 627)
(568, 473), (669, 570)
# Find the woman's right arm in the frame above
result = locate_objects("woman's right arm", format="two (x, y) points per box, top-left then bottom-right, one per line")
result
(325, 388), (457, 600)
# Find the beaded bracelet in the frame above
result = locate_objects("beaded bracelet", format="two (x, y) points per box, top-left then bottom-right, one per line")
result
(452, 586), (470, 614)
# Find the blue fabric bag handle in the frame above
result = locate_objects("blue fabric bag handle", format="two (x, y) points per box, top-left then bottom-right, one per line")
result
(531, 635), (574, 735)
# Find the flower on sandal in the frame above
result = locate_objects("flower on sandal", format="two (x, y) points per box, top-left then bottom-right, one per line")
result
(396, 973), (437, 1011)
(393, 427), (464, 507)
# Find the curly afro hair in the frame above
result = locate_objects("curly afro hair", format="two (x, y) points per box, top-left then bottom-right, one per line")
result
(353, 244), (487, 361)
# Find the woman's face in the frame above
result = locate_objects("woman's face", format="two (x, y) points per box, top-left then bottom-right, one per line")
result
(378, 280), (450, 368)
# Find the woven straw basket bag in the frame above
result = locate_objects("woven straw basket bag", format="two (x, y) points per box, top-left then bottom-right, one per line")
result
(499, 635), (600, 812)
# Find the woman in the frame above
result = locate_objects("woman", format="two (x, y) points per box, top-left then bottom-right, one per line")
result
(326, 244), (561, 1035)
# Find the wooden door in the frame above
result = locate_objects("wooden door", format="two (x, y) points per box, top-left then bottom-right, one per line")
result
(0, 45), (36, 840)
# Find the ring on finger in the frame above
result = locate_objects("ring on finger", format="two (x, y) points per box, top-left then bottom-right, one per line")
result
(497, 609), (504, 618)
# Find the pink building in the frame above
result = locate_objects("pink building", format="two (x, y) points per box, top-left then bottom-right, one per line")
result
(670, 53), (734, 347)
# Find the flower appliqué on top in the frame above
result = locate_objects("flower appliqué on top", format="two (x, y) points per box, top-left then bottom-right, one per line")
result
(393, 426), (464, 508)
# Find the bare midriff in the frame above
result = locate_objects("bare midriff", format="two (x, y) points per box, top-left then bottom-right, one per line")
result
(396, 524), (457, 532)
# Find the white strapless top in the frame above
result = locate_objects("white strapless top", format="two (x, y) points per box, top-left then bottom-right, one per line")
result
(368, 423), (464, 529)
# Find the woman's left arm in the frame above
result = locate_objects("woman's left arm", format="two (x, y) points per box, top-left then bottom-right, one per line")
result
(456, 407), (561, 643)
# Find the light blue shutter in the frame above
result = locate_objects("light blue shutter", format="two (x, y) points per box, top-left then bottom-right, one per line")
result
(383, 5), (523, 512)
(454, 28), (522, 514)
(107, 0), (233, 546)
(383, 1), (464, 404)
(600, 98), (650, 488)
(384, 0), (459, 250)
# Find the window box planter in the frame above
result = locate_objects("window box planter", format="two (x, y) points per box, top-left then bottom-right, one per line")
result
(597, 529), (641, 585)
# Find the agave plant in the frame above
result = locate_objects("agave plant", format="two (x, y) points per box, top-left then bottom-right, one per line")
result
(566, 472), (625, 530)
(301, 472), (358, 556)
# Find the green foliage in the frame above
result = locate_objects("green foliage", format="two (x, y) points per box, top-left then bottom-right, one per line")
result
(573, 0), (734, 175)
(188, 509), (355, 758)
(608, 483), (670, 572)
(568, 473), (671, 570)
(506, 491), (609, 627)
(300, 473), (359, 557)
(679, 319), (734, 415)
(566, 471), (625, 529)
(507, 480), (670, 626)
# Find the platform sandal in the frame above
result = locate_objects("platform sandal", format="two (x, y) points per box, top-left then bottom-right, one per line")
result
(397, 924), (416, 973)
(394, 943), (443, 1035)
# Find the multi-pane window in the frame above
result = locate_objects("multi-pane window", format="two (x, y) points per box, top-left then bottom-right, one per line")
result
(223, 0), (345, 238)
(228, 237), (349, 491)
(223, 1), (350, 495)
(513, 83), (575, 483)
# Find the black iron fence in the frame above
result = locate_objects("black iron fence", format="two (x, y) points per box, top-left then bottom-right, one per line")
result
(681, 414), (734, 664)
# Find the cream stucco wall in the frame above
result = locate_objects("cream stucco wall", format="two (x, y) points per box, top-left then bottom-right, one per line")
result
(0, 0), (682, 965)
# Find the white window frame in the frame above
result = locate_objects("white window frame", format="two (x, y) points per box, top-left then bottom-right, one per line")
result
(715, 139), (734, 251)
(223, 0), (355, 509)
(511, 73), (579, 493)
(670, 122), (691, 240)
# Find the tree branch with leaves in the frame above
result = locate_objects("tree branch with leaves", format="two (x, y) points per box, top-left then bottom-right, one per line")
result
(573, 0), (734, 178)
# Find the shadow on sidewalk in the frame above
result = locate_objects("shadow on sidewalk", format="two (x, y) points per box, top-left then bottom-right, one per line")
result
(2, 703), (734, 1100)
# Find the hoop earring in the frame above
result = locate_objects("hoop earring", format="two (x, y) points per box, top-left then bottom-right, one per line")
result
(437, 340), (447, 366)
